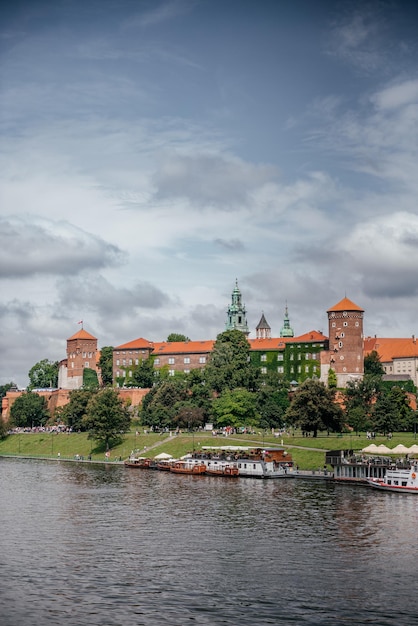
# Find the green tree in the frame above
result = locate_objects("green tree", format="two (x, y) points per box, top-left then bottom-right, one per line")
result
(60, 389), (97, 431)
(98, 346), (114, 386)
(131, 358), (155, 388)
(167, 333), (190, 342)
(364, 350), (384, 376)
(327, 368), (337, 389)
(371, 386), (413, 434)
(0, 382), (16, 401)
(83, 368), (99, 389)
(10, 392), (49, 428)
(256, 377), (290, 429)
(83, 388), (131, 449)
(140, 378), (188, 429)
(204, 330), (258, 393)
(345, 375), (382, 418)
(285, 379), (344, 437)
(28, 359), (59, 390)
(211, 388), (258, 429)
(172, 403), (206, 430)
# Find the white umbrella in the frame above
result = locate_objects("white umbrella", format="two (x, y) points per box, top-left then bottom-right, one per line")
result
(375, 444), (391, 454)
(154, 452), (173, 460)
(362, 444), (379, 453)
(391, 444), (410, 454)
(408, 444), (418, 454)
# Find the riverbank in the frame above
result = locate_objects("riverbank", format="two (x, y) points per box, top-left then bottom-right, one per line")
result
(1, 430), (416, 470)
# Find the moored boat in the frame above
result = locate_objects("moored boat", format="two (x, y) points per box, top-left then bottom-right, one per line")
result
(205, 465), (239, 477)
(367, 464), (418, 494)
(124, 456), (154, 469)
(169, 460), (207, 475)
(189, 446), (293, 479)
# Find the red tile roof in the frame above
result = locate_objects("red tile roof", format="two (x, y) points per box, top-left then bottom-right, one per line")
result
(114, 337), (154, 350)
(152, 340), (215, 354)
(327, 297), (364, 313)
(68, 329), (97, 341)
(364, 337), (418, 362)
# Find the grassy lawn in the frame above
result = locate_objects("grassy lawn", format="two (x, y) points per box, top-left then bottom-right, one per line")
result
(0, 429), (416, 469)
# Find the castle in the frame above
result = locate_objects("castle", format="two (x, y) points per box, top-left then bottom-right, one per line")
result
(3, 282), (417, 420)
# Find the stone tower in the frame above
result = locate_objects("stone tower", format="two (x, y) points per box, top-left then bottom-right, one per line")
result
(58, 327), (98, 390)
(325, 297), (364, 387)
(256, 312), (271, 339)
(225, 280), (249, 335)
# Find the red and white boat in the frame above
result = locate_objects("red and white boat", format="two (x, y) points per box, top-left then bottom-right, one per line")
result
(367, 465), (418, 494)
(169, 460), (207, 475)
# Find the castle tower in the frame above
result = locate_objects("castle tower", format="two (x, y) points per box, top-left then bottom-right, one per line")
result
(58, 327), (98, 390)
(325, 297), (364, 387)
(256, 312), (271, 339)
(225, 279), (249, 335)
(280, 304), (294, 338)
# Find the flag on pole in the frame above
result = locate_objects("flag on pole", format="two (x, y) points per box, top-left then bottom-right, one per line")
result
(78, 320), (83, 324)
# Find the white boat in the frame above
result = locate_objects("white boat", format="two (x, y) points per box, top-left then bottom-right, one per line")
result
(189, 446), (293, 479)
(367, 464), (418, 494)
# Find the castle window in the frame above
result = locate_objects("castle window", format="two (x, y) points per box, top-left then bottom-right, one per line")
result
(168, 358), (175, 365)
(332, 322), (336, 328)
(261, 367), (267, 374)
(184, 357), (190, 364)
(298, 366), (301, 373)
(154, 358), (160, 365)
(278, 366), (284, 373)
(129, 371), (132, 377)
(123, 359), (126, 366)
(135, 359), (139, 365)
(343, 322), (348, 327)
(116, 359), (120, 366)
(168, 370), (175, 377)
(290, 354), (294, 361)
(338, 342), (343, 349)
(261, 354), (267, 362)
(82, 352), (86, 358)
(277, 354), (283, 361)
(129, 359), (132, 366)
(355, 322), (359, 327)
(184, 369), (190, 374)
(199, 356), (206, 364)
(305, 366), (309, 373)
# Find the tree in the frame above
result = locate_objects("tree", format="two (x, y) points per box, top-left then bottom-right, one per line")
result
(204, 330), (258, 393)
(0, 382), (16, 400)
(167, 333), (190, 342)
(371, 386), (413, 434)
(327, 368), (337, 389)
(83, 388), (131, 449)
(140, 378), (188, 429)
(10, 392), (49, 428)
(172, 403), (206, 429)
(364, 350), (384, 377)
(256, 376), (290, 429)
(83, 368), (99, 389)
(130, 358), (154, 388)
(98, 346), (114, 386)
(59, 389), (97, 431)
(28, 359), (59, 390)
(285, 379), (344, 437)
(211, 388), (258, 429)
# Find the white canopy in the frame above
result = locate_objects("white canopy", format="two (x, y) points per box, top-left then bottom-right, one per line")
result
(375, 444), (392, 454)
(391, 444), (410, 454)
(408, 444), (418, 454)
(154, 452), (173, 460)
(361, 444), (379, 453)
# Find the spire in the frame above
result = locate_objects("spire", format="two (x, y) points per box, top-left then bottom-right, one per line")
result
(256, 312), (271, 339)
(280, 303), (294, 338)
(225, 280), (249, 336)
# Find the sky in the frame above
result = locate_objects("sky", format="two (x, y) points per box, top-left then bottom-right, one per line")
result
(1, 0), (418, 388)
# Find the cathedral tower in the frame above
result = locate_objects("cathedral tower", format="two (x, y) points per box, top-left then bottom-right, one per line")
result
(225, 280), (249, 335)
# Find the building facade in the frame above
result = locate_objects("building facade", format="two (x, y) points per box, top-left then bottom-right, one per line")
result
(58, 328), (99, 390)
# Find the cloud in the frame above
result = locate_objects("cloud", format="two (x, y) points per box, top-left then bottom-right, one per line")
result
(0, 216), (124, 279)
(152, 152), (279, 209)
(371, 78), (418, 110)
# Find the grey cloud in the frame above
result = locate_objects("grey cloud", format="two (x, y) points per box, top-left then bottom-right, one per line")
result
(57, 275), (171, 318)
(152, 153), (279, 210)
(214, 238), (245, 251)
(0, 217), (124, 279)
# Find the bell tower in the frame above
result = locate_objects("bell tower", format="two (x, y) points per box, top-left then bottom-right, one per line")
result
(325, 297), (364, 387)
(225, 280), (249, 336)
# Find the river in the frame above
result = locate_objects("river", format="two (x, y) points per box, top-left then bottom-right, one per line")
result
(0, 458), (416, 625)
